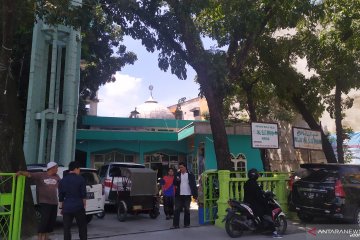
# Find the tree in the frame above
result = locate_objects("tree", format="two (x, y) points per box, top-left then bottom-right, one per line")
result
(1, 0), (136, 236)
(0, 0), (38, 236)
(102, 0), (318, 170)
(77, 4), (137, 126)
(299, 0), (360, 163)
(102, 0), (233, 169)
(196, 0), (325, 169)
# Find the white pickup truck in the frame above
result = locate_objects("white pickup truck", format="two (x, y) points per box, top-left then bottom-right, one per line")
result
(28, 165), (105, 223)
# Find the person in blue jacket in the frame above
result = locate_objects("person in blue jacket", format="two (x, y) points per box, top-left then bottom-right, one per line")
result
(59, 161), (87, 240)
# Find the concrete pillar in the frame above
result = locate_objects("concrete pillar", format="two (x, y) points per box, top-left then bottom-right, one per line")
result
(215, 170), (230, 227)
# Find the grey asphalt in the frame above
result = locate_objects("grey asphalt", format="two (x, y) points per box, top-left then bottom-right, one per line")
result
(25, 204), (310, 240)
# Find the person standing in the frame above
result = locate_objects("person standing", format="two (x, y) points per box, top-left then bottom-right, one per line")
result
(160, 168), (175, 220)
(17, 162), (60, 240)
(171, 162), (198, 228)
(58, 161), (87, 240)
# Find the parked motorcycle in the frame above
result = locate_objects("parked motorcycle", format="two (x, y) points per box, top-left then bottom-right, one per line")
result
(223, 191), (287, 238)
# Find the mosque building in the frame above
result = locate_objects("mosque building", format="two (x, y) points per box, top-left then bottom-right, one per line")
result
(75, 86), (263, 178)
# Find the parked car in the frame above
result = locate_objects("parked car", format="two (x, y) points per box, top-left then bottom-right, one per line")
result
(98, 162), (145, 205)
(27, 164), (105, 223)
(288, 163), (360, 224)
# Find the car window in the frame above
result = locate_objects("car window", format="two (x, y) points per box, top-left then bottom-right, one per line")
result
(81, 171), (100, 185)
(109, 166), (122, 177)
(112, 164), (145, 169)
(301, 168), (338, 182)
(99, 165), (108, 178)
(293, 168), (312, 180)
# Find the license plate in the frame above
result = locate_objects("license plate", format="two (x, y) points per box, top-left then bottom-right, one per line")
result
(133, 205), (142, 210)
(87, 192), (94, 199)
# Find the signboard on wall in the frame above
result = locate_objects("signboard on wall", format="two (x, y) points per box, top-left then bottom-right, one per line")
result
(251, 122), (279, 149)
(292, 127), (322, 150)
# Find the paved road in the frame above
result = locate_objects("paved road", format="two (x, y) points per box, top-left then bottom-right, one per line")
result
(25, 204), (309, 240)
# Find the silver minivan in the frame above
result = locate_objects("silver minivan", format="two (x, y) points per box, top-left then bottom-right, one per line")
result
(28, 165), (105, 223)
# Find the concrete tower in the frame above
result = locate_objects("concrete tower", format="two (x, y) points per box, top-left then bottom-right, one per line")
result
(23, 4), (82, 166)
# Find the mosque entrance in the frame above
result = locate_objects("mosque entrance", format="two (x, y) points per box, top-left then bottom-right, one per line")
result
(144, 152), (183, 178)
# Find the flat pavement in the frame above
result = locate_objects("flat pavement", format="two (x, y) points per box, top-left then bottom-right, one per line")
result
(25, 203), (310, 240)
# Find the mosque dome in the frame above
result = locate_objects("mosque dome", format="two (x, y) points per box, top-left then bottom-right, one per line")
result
(133, 86), (175, 119)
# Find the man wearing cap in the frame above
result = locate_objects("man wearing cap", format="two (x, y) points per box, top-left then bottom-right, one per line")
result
(17, 162), (60, 240)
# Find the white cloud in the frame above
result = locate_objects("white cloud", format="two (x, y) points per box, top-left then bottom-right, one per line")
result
(97, 73), (142, 117)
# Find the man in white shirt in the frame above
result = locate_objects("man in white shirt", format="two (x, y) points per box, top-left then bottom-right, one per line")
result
(171, 162), (198, 228)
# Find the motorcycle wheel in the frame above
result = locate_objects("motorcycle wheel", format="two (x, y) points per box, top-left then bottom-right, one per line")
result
(225, 215), (244, 238)
(275, 215), (287, 235)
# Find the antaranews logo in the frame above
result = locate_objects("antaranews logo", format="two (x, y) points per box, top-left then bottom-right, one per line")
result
(306, 225), (360, 240)
(307, 227), (317, 237)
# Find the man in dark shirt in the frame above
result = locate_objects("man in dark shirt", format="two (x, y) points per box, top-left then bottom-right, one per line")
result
(244, 168), (282, 238)
(171, 162), (198, 228)
(59, 161), (87, 240)
(243, 168), (267, 218)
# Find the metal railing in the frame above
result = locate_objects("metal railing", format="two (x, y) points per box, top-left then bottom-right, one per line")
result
(201, 170), (290, 227)
(0, 174), (25, 240)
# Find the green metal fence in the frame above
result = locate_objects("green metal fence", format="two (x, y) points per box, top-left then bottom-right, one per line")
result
(0, 174), (25, 240)
(201, 170), (290, 227)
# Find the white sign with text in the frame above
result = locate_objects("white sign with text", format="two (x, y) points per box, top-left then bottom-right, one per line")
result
(251, 122), (279, 149)
(292, 127), (322, 150)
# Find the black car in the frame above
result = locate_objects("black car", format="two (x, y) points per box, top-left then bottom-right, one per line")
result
(289, 163), (360, 224)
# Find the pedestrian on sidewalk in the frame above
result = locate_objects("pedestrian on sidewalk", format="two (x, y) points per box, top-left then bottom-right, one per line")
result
(58, 161), (87, 240)
(17, 162), (60, 240)
(160, 168), (175, 220)
(171, 162), (198, 228)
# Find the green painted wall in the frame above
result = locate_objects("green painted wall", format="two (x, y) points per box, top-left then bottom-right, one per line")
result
(198, 135), (263, 171)
(76, 117), (263, 170)
(77, 140), (188, 153)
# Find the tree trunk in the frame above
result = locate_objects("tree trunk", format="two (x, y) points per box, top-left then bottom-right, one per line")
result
(1, 0), (37, 237)
(334, 84), (344, 163)
(245, 85), (270, 171)
(197, 71), (232, 170)
(292, 95), (337, 163)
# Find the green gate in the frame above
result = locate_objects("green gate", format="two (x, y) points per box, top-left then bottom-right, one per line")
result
(201, 170), (290, 227)
(0, 174), (25, 240)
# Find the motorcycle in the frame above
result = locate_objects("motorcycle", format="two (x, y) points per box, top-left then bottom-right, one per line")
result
(223, 191), (287, 238)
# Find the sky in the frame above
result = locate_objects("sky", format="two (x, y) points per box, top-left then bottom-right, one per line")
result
(97, 36), (201, 117)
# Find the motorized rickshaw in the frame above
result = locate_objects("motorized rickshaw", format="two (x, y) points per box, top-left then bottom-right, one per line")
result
(108, 167), (160, 222)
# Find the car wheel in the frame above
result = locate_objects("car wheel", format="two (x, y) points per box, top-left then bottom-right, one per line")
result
(149, 206), (160, 219)
(96, 210), (105, 219)
(86, 215), (93, 223)
(353, 208), (360, 225)
(297, 212), (314, 223)
(117, 201), (127, 222)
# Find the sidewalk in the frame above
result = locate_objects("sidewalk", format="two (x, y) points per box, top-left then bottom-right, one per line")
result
(25, 203), (307, 240)
(98, 225), (307, 240)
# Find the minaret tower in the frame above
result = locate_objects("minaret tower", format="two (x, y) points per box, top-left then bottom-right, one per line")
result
(23, 1), (82, 166)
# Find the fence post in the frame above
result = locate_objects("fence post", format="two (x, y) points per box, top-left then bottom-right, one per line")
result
(12, 175), (25, 240)
(276, 174), (288, 213)
(215, 170), (230, 227)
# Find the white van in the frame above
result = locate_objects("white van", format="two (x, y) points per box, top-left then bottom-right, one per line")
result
(28, 165), (105, 223)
